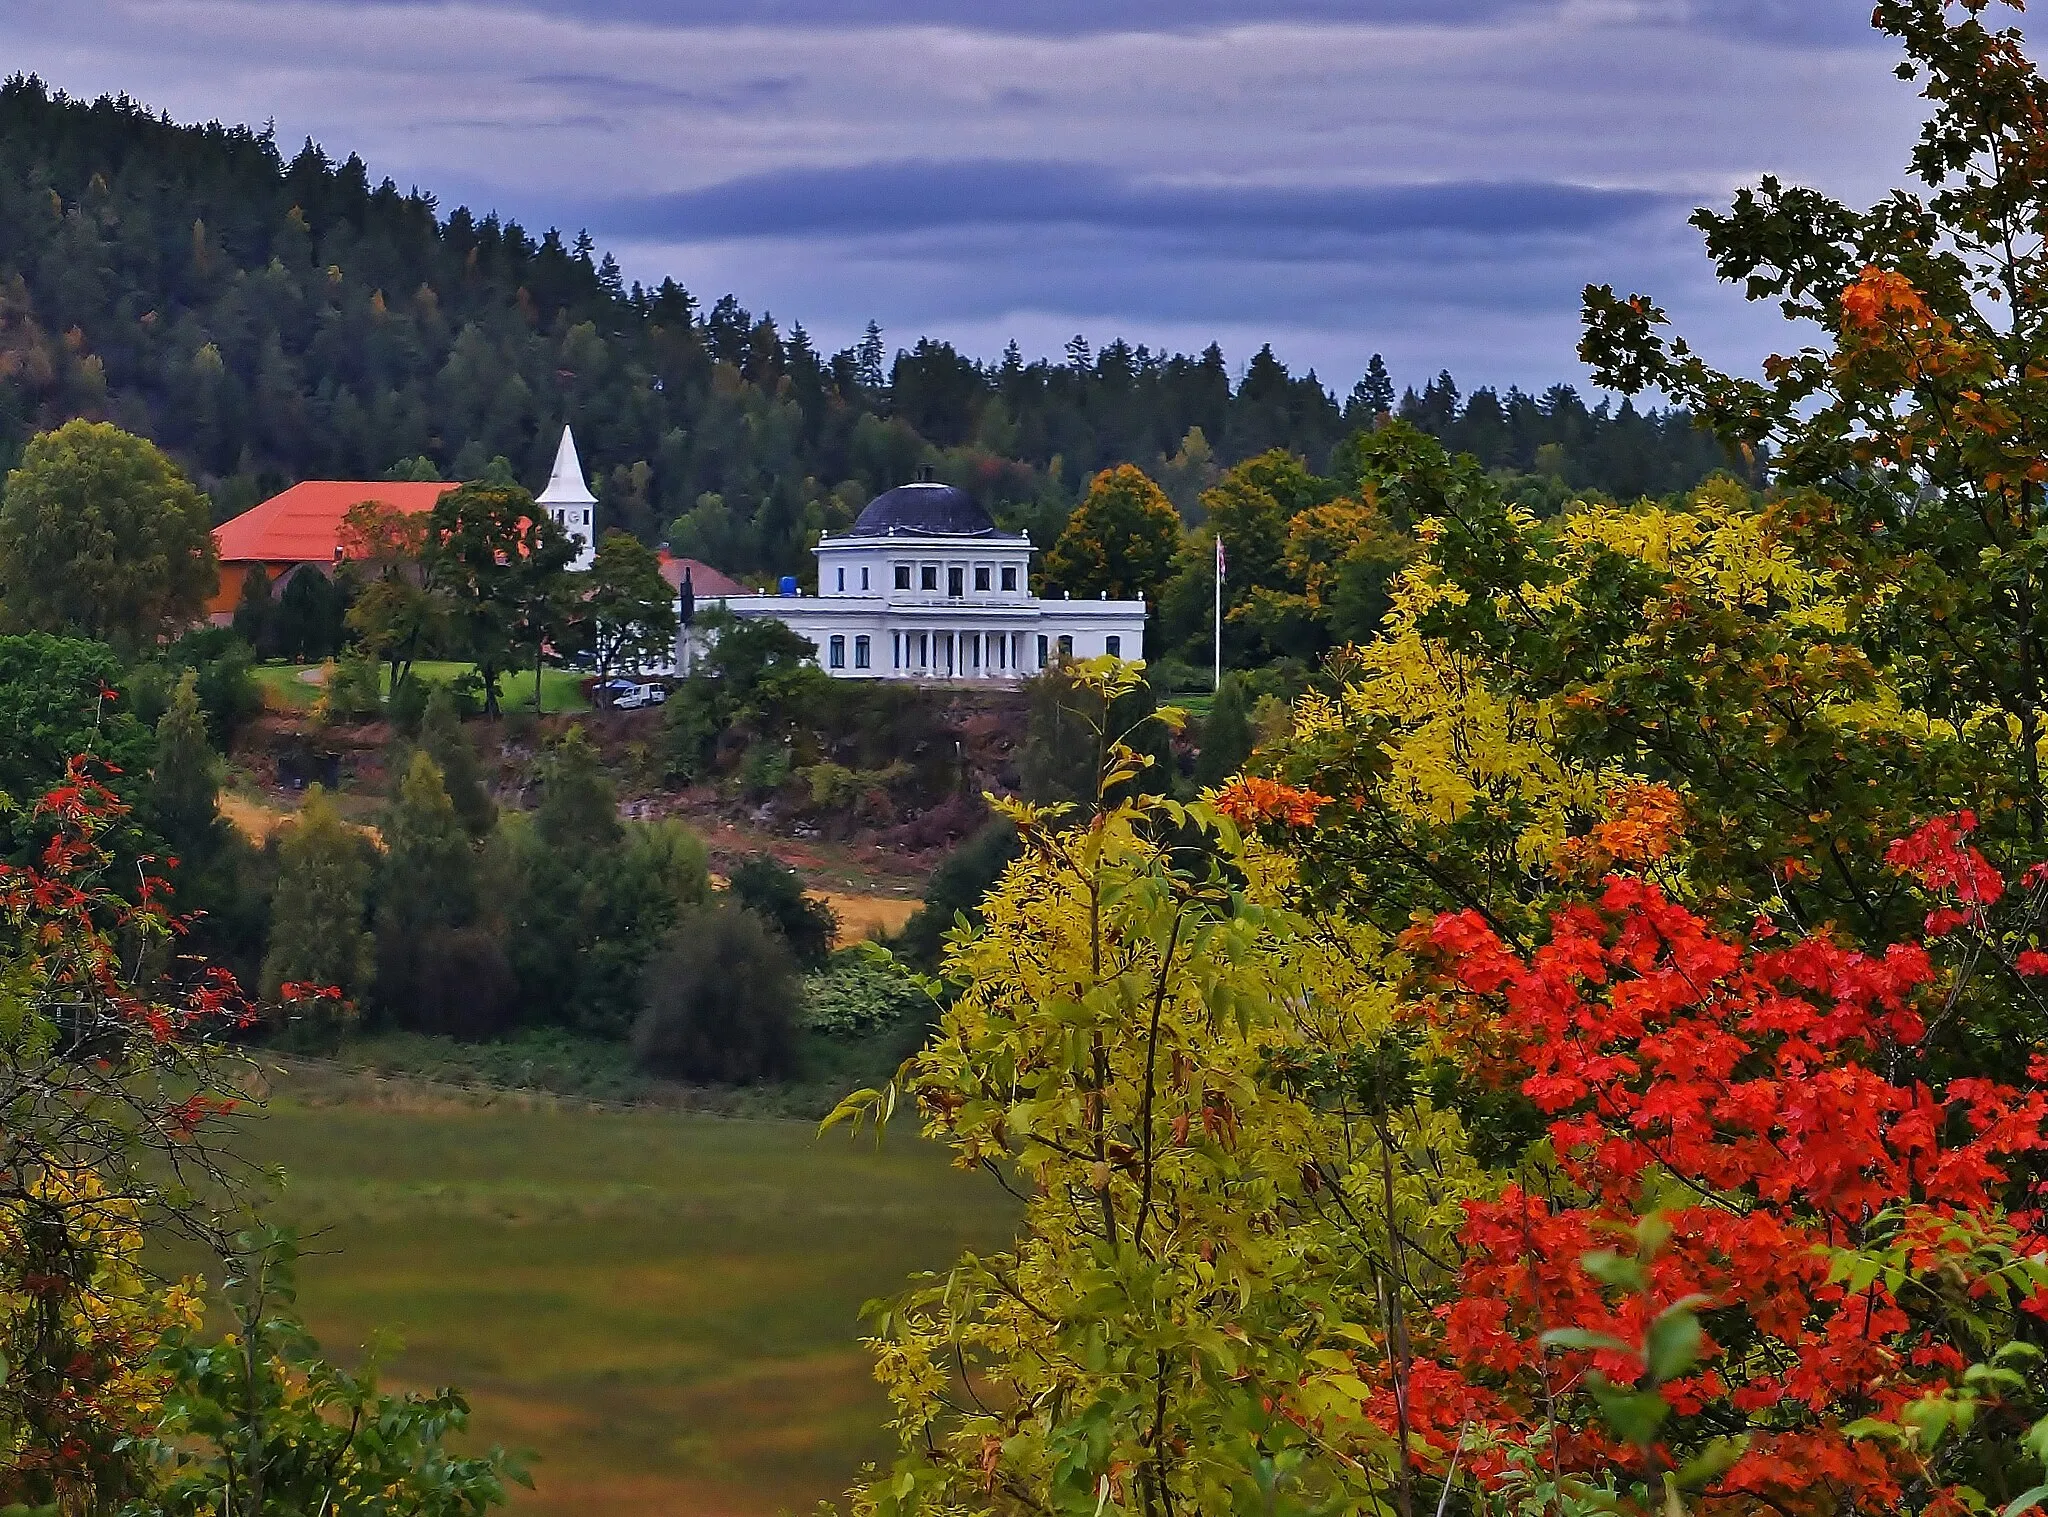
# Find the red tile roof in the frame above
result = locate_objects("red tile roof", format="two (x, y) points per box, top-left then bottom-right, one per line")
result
(213, 480), (457, 564)
(658, 553), (749, 598)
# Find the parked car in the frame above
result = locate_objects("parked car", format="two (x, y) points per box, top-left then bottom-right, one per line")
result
(614, 682), (669, 710)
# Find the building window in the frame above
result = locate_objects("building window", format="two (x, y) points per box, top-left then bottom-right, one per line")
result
(1037, 634), (1049, 667)
(974, 565), (990, 592)
(1106, 635), (1121, 658)
(994, 635), (1005, 669)
(896, 564), (912, 590)
(892, 631), (902, 668)
(921, 565), (938, 591)
(948, 566), (964, 598)
(836, 567), (845, 592)
(829, 636), (846, 669)
(861, 566), (870, 590)
(1001, 565), (1017, 591)
(918, 633), (930, 666)
(854, 635), (871, 669)
(970, 633), (981, 669)
(1058, 635), (1073, 659)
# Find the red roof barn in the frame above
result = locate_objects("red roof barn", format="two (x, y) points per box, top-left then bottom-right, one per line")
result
(208, 480), (457, 621)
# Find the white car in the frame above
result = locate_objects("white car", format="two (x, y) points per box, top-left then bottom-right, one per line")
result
(613, 682), (669, 710)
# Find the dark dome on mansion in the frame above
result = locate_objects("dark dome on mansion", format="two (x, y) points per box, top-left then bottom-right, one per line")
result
(852, 481), (1002, 538)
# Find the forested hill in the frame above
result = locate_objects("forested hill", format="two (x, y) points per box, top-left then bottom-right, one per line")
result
(0, 75), (1743, 578)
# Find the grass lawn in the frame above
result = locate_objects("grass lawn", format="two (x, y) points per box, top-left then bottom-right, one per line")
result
(208, 1074), (1016, 1515)
(252, 660), (588, 714)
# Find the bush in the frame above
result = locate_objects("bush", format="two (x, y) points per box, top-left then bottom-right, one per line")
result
(727, 854), (836, 967)
(801, 948), (930, 1037)
(319, 649), (383, 722)
(895, 818), (1022, 968)
(633, 903), (797, 1083)
(388, 673), (431, 736)
(737, 740), (792, 800)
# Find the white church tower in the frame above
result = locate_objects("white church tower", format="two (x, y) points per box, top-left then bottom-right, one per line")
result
(537, 424), (598, 571)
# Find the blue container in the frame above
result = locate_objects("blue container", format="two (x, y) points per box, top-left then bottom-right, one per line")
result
(779, 575), (799, 596)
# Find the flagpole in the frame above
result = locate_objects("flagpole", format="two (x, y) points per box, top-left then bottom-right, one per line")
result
(1213, 534), (1224, 691)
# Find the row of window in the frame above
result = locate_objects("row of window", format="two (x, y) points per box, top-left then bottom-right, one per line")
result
(829, 562), (1025, 595)
(824, 631), (1122, 672)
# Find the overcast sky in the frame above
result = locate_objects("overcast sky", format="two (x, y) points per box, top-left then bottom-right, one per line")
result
(3, 0), (1954, 398)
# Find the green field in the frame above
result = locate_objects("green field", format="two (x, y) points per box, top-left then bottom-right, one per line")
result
(252, 660), (589, 714)
(224, 1074), (1017, 1515)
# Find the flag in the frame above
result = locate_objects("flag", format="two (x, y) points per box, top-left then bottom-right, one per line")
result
(1215, 535), (1227, 582)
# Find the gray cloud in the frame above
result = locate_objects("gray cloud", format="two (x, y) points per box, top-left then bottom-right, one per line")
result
(260, 0), (1563, 36)
(522, 70), (801, 113)
(0, 0), (1949, 388)
(592, 161), (1675, 242)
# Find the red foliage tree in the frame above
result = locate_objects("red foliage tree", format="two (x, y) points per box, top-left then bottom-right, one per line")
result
(1394, 821), (2048, 1516)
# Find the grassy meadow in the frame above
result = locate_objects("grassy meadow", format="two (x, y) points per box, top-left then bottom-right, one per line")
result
(217, 1073), (1018, 1515)
(251, 659), (589, 714)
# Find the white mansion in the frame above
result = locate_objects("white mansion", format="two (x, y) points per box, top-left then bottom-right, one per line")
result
(695, 481), (1148, 682)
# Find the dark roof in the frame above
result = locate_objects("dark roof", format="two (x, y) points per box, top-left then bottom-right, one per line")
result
(851, 482), (1001, 538)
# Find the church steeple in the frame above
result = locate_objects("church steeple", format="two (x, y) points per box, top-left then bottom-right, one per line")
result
(536, 424), (597, 571)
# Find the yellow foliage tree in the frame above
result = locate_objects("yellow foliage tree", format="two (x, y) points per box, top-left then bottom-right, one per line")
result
(835, 660), (1488, 1516)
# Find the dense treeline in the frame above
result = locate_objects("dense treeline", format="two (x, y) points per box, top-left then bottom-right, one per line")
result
(0, 75), (1742, 582)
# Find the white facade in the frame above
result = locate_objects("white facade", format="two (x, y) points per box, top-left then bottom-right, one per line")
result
(537, 425), (597, 572)
(689, 485), (1147, 682)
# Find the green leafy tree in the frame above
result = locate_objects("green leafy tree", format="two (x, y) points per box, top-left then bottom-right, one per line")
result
(572, 530), (678, 693)
(346, 576), (441, 699)
(271, 567), (349, 662)
(633, 902), (797, 1082)
(661, 608), (827, 780)
(0, 419), (216, 649)
(374, 753), (477, 1023)
(0, 633), (148, 800)
(259, 787), (374, 1010)
(422, 483), (573, 716)
(145, 1231), (523, 1516)
(1042, 464), (1183, 602)
(1021, 660), (1176, 810)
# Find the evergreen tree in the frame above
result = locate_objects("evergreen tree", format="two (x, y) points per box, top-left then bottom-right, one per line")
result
(231, 565), (274, 655)
(377, 751), (475, 937)
(0, 73), (1745, 591)
(1347, 353), (1395, 423)
(259, 787), (375, 1007)
(1193, 673), (1255, 789)
(534, 726), (621, 854)
(149, 670), (221, 854)
(419, 683), (495, 840)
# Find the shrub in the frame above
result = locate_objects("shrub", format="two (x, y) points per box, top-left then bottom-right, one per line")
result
(801, 949), (931, 1037)
(727, 854), (836, 967)
(388, 672), (431, 737)
(895, 818), (1021, 968)
(633, 903), (797, 1083)
(319, 648), (383, 722)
